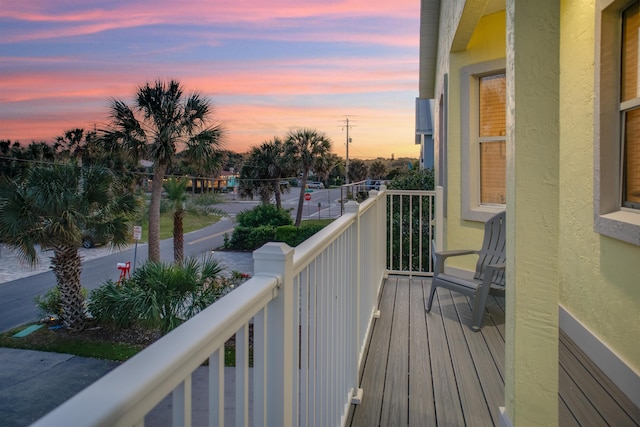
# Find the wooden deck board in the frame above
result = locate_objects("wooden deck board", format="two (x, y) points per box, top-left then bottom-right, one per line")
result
(426, 287), (466, 426)
(349, 277), (396, 426)
(348, 277), (639, 427)
(380, 278), (410, 426)
(408, 279), (435, 427)
(439, 290), (494, 427)
(559, 331), (640, 426)
(454, 293), (505, 425)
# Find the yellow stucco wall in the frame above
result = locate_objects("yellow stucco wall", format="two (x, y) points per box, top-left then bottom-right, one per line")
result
(431, 1), (639, 424)
(559, 0), (640, 374)
(440, 0), (639, 375)
(445, 11), (506, 269)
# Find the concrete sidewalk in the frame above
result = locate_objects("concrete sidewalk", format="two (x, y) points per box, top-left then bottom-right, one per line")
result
(0, 348), (120, 427)
(1, 348), (251, 427)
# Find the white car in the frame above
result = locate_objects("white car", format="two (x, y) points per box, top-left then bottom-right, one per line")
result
(307, 181), (324, 189)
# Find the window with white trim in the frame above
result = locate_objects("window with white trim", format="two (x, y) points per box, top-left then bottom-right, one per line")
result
(595, 0), (640, 246)
(461, 59), (506, 222)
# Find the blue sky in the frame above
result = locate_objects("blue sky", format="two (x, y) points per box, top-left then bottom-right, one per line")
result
(0, 0), (421, 158)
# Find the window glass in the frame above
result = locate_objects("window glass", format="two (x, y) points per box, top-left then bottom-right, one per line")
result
(621, 2), (639, 102)
(624, 108), (640, 207)
(479, 73), (506, 205)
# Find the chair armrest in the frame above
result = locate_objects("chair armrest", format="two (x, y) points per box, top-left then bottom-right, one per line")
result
(485, 262), (505, 272)
(433, 249), (478, 275)
(436, 249), (478, 258)
(481, 263), (506, 288)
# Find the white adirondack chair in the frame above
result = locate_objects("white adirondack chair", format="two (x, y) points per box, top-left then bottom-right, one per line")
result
(426, 211), (506, 331)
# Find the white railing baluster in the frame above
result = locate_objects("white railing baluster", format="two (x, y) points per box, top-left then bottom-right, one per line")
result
(308, 265), (317, 426)
(173, 375), (191, 427)
(209, 349), (224, 427)
(253, 307), (267, 427)
(291, 267), (300, 427)
(299, 270), (309, 426)
(235, 323), (249, 427)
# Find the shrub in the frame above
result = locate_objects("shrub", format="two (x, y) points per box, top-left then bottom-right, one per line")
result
(387, 168), (434, 191)
(225, 204), (292, 250)
(275, 224), (326, 247)
(87, 256), (244, 334)
(35, 286), (88, 321)
(386, 168), (435, 272)
(236, 204), (292, 228)
(226, 225), (277, 250)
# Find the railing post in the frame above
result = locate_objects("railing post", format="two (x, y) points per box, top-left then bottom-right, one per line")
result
(253, 242), (295, 427)
(344, 201), (364, 404)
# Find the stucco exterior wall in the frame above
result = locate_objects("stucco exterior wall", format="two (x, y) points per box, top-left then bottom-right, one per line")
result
(437, 9), (507, 270)
(433, 0), (639, 376)
(559, 0), (640, 374)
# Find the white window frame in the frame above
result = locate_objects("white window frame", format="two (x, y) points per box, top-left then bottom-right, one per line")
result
(595, 0), (640, 246)
(461, 58), (507, 222)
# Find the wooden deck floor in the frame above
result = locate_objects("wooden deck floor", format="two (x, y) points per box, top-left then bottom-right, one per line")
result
(347, 276), (640, 427)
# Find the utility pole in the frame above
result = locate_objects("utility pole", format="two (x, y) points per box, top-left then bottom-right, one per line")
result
(341, 116), (355, 185)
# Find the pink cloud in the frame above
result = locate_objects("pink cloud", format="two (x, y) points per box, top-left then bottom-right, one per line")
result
(3, 1), (418, 46)
(1, 1), (421, 159)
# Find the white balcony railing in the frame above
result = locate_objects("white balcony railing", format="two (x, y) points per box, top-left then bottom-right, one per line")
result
(31, 187), (441, 427)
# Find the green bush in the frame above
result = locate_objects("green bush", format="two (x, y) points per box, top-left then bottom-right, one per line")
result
(275, 224), (326, 247)
(87, 257), (243, 334)
(236, 204), (293, 228)
(35, 286), (88, 320)
(387, 168), (434, 191)
(274, 225), (298, 245)
(226, 225), (277, 250)
(386, 168), (435, 272)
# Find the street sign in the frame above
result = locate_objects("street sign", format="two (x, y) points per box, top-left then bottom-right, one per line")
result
(304, 193), (312, 201)
(133, 225), (142, 241)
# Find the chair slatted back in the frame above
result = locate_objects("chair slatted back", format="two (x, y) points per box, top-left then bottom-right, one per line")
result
(473, 211), (506, 286)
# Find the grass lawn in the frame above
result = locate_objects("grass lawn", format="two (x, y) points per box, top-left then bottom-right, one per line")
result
(0, 323), (147, 362)
(138, 211), (222, 242)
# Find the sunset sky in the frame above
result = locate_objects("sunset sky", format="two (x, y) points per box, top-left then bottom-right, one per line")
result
(0, 1), (421, 159)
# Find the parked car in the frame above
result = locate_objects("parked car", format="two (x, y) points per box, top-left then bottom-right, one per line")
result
(307, 181), (324, 189)
(81, 231), (108, 249)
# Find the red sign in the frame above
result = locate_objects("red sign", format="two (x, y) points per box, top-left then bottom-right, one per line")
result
(304, 193), (312, 201)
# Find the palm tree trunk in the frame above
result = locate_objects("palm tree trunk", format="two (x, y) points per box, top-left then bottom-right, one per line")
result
(295, 171), (309, 226)
(148, 163), (167, 262)
(274, 183), (282, 209)
(51, 245), (85, 330)
(173, 208), (184, 263)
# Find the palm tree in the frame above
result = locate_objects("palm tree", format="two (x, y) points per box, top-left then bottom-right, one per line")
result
(239, 138), (291, 207)
(369, 160), (388, 180)
(285, 129), (332, 226)
(0, 164), (139, 330)
(163, 177), (189, 263)
(104, 79), (224, 262)
(348, 158), (368, 183)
